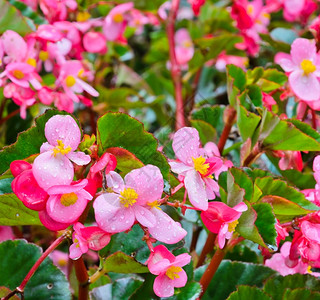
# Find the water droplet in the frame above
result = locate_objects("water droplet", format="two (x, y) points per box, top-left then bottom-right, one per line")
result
(55, 129), (59, 132)
(47, 283), (53, 289)
(140, 211), (145, 215)
(111, 225), (116, 230)
(16, 213), (20, 217)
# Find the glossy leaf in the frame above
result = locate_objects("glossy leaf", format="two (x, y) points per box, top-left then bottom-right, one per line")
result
(166, 281), (202, 300)
(227, 286), (271, 300)
(237, 105), (261, 142)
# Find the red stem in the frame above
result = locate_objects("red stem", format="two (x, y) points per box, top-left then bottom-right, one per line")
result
(311, 109), (317, 130)
(166, 0), (185, 130)
(3, 234), (67, 300)
(0, 108), (20, 125)
(74, 257), (89, 300)
(197, 233), (217, 267)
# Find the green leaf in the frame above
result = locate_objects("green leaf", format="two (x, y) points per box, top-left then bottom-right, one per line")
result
(90, 276), (144, 300)
(237, 105), (261, 142)
(0, 178), (13, 194)
(0, 110), (70, 174)
(282, 288), (320, 300)
(0, 286), (20, 299)
(227, 286), (271, 300)
(224, 244), (260, 263)
(166, 281), (202, 300)
(247, 84), (263, 107)
(246, 67), (264, 85)
(191, 106), (224, 132)
(227, 65), (247, 92)
(0, 240), (71, 300)
(194, 260), (276, 300)
(97, 112), (170, 179)
(0, 194), (41, 226)
(259, 110), (320, 151)
(0, 0), (33, 34)
(190, 120), (217, 144)
(252, 203), (277, 248)
(264, 274), (320, 300)
(101, 251), (149, 274)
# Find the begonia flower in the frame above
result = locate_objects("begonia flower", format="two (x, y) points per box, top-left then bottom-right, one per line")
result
(69, 222), (111, 260)
(188, 0), (205, 16)
(276, 38), (320, 102)
(174, 29), (194, 67)
(147, 245), (191, 297)
(94, 165), (187, 243)
(169, 127), (224, 210)
(0, 226), (14, 242)
(201, 201), (247, 248)
(33, 115), (91, 190)
(83, 32), (107, 54)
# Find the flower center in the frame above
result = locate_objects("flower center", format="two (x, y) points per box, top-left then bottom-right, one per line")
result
(183, 40), (192, 48)
(52, 140), (72, 157)
(228, 220), (239, 233)
(27, 58), (36, 67)
(147, 200), (161, 210)
(247, 4), (254, 15)
(165, 266), (182, 280)
(39, 51), (49, 61)
(77, 11), (91, 22)
(60, 192), (78, 207)
(113, 13), (124, 23)
(12, 70), (25, 79)
(301, 59), (316, 76)
(65, 75), (76, 87)
(58, 258), (67, 267)
(192, 156), (210, 175)
(119, 188), (138, 208)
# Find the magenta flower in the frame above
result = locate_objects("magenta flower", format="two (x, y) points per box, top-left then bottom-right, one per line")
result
(169, 127), (223, 210)
(46, 179), (92, 224)
(276, 38), (320, 101)
(69, 222), (111, 260)
(147, 245), (191, 298)
(175, 29), (194, 67)
(102, 2), (133, 41)
(201, 201), (247, 248)
(93, 165), (187, 244)
(33, 115), (91, 191)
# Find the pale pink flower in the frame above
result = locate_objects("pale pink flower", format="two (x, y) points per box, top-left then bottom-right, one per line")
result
(39, 0), (77, 22)
(1, 30), (28, 63)
(83, 32), (107, 54)
(169, 127), (223, 210)
(175, 29), (194, 67)
(276, 38), (320, 102)
(102, 2), (134, 41)
(36, 24), (64, 43)
(94, 165), (187, 244)
(33, 115), (91, 191)
(147, 245), (191, 298)
(50, 250), (69, 275)
(201, 201), (247, 248)
(127, 9), (149, 35)
(69, 222), (111, 260)
(0, 226), (14, 242)
(215, 52), (248, 71)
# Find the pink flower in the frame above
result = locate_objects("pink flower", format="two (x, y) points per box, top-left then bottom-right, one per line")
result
(69, 222), (111, 260)
(1, 30), (28, 63)
(188, 0), (205, 15)
(0, 226), (14, 242)
(33, 115), (91, 191)
(175, 29), (194, 67)
(103, 2), (133, 41)
(201, 201), (247, 248)
(45, 179), (92, 224)
(93, 165), (187, 244)
(83, 32), (107, 54)
(276, 38), (320, 102)
(147, 245), (191, 297)
(169, 127), (223, 210)
(50, 250), (69, 275)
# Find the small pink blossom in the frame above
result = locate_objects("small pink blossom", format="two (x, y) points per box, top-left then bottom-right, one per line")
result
(50, 250), (69, 275)
(169, 127), (224, 210)
(147, 245), (191, 298)
(0, 226), (14, 242)
(188, 0), (205, 15)
(33, 115), (91, 191)
(69, 222), (111, 260)
(276, 38), (320, 102)
(201, 201), (247, 248)
(83, 32), (107, 54)
(93, 165), (187, 244)
(175, 29), (194, 67)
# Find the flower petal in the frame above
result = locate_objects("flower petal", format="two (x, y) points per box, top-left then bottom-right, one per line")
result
(291, 38), (316, 65)
(67, 151), (91, 165)
(153, 274), (175, 298)
(133, 205), (156, 228)
(106, 171), (125, 193)
(289, 71), (320, 101)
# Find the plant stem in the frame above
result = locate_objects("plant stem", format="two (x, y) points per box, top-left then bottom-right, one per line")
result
(196, 233), (217, 267)
(242, 142), (263, 167)
(217, 106), (237, 154)
(199, 248), (226, 298)
(2, 234), (67, 300)
(0, 108), (20, 126)
(167, 0), (185, 130)
(89, 268), (105, 284)
(74, 257), (89, 300)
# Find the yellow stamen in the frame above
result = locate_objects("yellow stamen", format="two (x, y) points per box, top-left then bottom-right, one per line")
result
(301, 59), (316, 76)
(58, 258), (67, 267)
(27, 58), (36, 67)
(65, 75), (76, 87)
(77, 11), (91, 22)
(119, 188), (138, 208)
(113, 13), (124, 23)
(228, 220), (239, 233)
(52, 140), (72, 157)
(247, 4), (254, 15)
(183, 40), (192, 48)
(147, 200), (161, 210)
(12, 70), (25, 80)
(60, 192), (78, 207)
(78, 69), (85, 79)
(39, 50), (49, 61)
(307, 265), (313, 274)
(166, 266), (182, 280)
(192, 156), (210, 175)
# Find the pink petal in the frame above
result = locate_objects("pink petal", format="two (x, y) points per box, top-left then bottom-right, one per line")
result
(153, 274), (175, 298)
(218, 226), (227, 248)
(174, 253), (191, 268)
(233, 202), (248, 212)
(69, 243), (84, 260)
(39, 209), (71, 231)
(289, 71), (320, 101)
(172, 127), (201, 165)
(148, 259), (171, 275)
(80, 226), (111, 250)
(106, 171), (125, 193)
(67, 151), (91, 165)
(148, 245), (176, 265)
(169, 161), (193, 175)
(83, 32), (107, 53)
(173, 269), (188, 288)
(75, 78), (99, 97)
(1, 30), (27, 61)
(40, 142), (54, 153)
(33, 152), (74, 191)
(45, 115), (81, 150)
(148, 208), (187, 244)
(47, 179), (89, 195)
(203, 142), (220, 157)
(203, 177), (219, 199)
(124, 165), (164, 205)
(275, 53), (296, 72)
(103, 19), (124, 41)
(291, 38), (316, 65)
(133, 205), (156, 228)
(184, 170), (208, 210)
